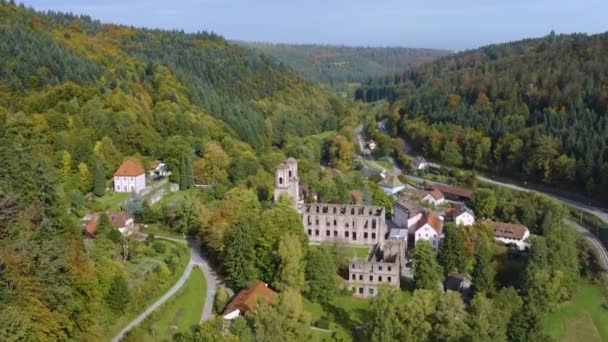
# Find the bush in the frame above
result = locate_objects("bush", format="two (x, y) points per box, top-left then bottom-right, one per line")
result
(214, 286), (230, 313)
(152, 241), (167, 254)
(315, 317), (331, 329)
(146, 233), (156, 244)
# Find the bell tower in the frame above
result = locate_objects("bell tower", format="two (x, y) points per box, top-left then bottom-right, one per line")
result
(274, 157), (300, 209)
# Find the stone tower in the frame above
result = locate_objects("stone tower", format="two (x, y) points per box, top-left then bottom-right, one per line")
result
(274, 157), (300, 209)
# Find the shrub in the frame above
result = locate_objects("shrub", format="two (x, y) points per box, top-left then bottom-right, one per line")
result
(152, 241), (167, 254)
(214, 286), (230, 314)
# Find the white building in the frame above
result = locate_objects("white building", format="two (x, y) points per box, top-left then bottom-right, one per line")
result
(273, 157), (301, 209)
(113, 160), (146, 193)
(378, 175), (406, 196)
(413, 156), (429, 171)
(483, 219), (531, 250)
(423, 189), (445, 207)
(446, 205), (475, 226)
(409, 211), (444, 249)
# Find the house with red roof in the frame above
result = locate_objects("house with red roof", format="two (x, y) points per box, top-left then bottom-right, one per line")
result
(423, 188), (445, 206)
(113, 160), (146, 193)
(223, 281), (277, 320)
(410, 211), (444, 249)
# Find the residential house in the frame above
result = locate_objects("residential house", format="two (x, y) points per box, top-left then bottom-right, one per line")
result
(114, 160), (146, 193)
(409, 211), (444, 249)
(367, 140), (377, 151)
(445, 205), (475, 226)
(412, 156), (429, 171)
(348, 240), (405, 298)
(149, 160), (168, 178)
(83, 215), (99, 239)
(107, 211), (136, 236)
(378, 175), (405, 196)
(394, 198), (425, 228)
(423, 189), (445, 207)
(483, 219), (531, 250)
(223, 281), (277, 320)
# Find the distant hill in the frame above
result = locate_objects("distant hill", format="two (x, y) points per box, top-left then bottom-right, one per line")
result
(238, 42), (451, 85)
(356, 32), (608, 201)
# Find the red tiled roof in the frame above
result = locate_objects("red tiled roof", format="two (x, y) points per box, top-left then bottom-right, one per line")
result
(114, 160), (145, 177)
(84, 216), (98, 238)
(414, 212), (443, 234)
(432, 184), (473, 199)
(224, 281), (277, 315)
(483, 219), (529, 240)
(107, 211), (131, 228)
(429, 189), (444, 201)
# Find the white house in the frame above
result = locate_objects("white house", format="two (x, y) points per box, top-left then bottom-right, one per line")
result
(446, 206), (475, 226)
(409, 212), (443, 249)
(483, 220), (531, 250)
(367, 140), (377, 151)
(108, 211), (136, 236)
(114, 160), (146, 193)
(149, 160), (169, 177)
(378, 175), (406, 196)
(413, 156), (429, 171)
(423, 189), (445, 207)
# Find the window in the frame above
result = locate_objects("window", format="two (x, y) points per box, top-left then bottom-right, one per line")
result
(388, 276), (392, 282)
(345, 231), (349, 238)
(315, 219), (319, 225)
(279, 177), (283, 185)
(359, 275), (363, 280)
(307, 229), (312, 236)
(379, 276), (383, 282)
(369, 275), (373, 281)
(388, 266), (391, 272)
(315, 230), (319, 236)
(372, 233), (376, 239)
(351, 274), (355, 280)
(369, 288), (374, 295)
(352, 232), (357, 240)
(334, 219), (337, 226)
(326, 230), (330, 237)
(359, 287), (363, 294)
(352, 264), (355, 269)
(364, 232), (368, 239)
(372, 219), (377, 229)
(289, 170), (292, 178)
(334, 230), (338, 237)
(379, 266), (382, 271)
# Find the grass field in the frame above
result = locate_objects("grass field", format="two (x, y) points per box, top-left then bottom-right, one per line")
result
(102, 240), (190, 340)
(304, 288), (412, 340)
(543, 283), (608, 342)
(142, 223), (185, 239)
(137, 267), (207, 340)
(90, 191), (130, 211)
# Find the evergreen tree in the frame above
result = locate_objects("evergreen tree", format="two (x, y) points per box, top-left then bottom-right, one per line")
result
(93, 163), (105, 197)
(437, 223), (467, 275)
(471, 235), (495, 296)
(106, 275), (130, 313)
(274, 233), (306, 292)
(125, 191), (144, 219)
(412, 240), (443, 291)
(224, 217), (259, 290)
(179, 153), (193, 190)
(304, 246), (337, 304)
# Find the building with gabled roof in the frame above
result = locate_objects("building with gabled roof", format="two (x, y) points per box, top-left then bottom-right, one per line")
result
(445, 205), (475, 226)
(410, 211), (444, 249)
(431, 184), (473, 201)
(114, 160), (146, 193)
(412, 156), (429, 171)
(482, 219), (531, 250)
(378, 174), (405, 195)
(423, 188), (445, 206)
(223, 281), (277, 320)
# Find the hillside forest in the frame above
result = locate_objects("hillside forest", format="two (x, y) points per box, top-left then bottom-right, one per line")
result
(356, 32), (608, 202)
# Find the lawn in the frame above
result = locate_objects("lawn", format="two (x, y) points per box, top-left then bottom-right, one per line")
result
(347, 246), (371, 259)
(102, 240), (191, 340)
(154, 189), (193, 208)
(136, 267), (207, 341)
(142, 223), (186, 239)
(89, 191), (130, 211)
(543, 283), (608, 342)
(304, 288), (412, 340)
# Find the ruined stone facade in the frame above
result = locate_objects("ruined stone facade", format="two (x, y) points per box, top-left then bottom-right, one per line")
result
(273, 157), (300, 208)
(303, 203), (386, 246)
(348, 239), (405, 298)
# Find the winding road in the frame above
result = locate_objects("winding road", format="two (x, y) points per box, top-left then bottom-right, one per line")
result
(112, 237), (230, 342)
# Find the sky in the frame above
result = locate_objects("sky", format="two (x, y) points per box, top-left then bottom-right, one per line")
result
(21, 0), (608, 51)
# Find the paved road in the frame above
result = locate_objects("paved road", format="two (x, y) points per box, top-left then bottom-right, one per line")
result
(566, 219), (608, 271)
(112, 237), (228, 342)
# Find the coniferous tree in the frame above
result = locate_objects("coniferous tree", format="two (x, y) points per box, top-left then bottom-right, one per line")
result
(413, 240), (443, 291)
(471, 235), (495, 296)
(106, 275), (130, 313)
(437, 223), (467, 275)
(93, 163), (105, 197)
(224, 217), (259, 290)
(304, 246), (337, 304)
